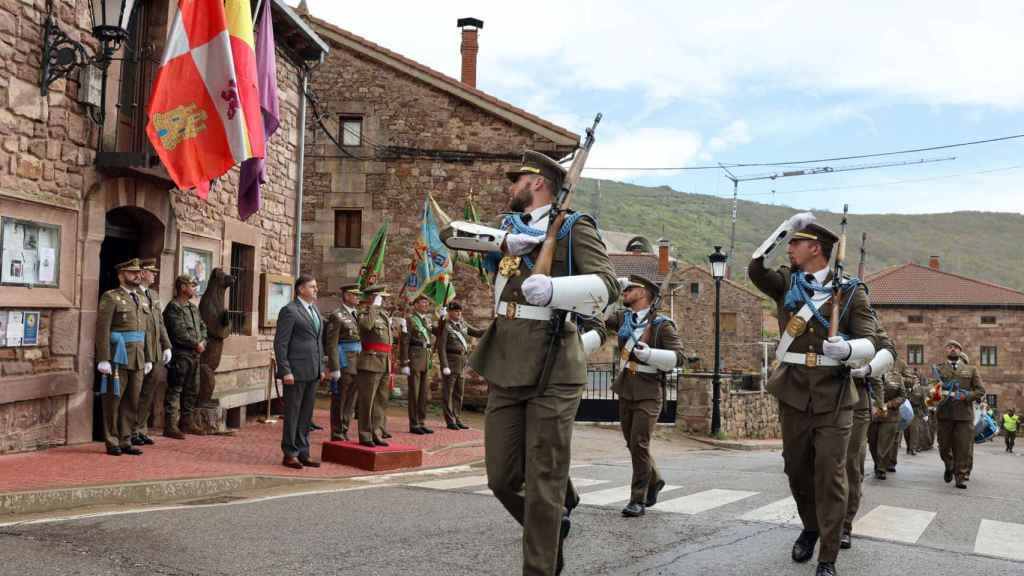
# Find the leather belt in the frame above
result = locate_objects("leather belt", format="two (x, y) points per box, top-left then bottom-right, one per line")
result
(496, 301), (552, 321)
(781, 352), (841, 367)
(409, 342), (432, 349)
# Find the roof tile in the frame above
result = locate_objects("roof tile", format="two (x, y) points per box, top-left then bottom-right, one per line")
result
(865, 262), (1024, 306)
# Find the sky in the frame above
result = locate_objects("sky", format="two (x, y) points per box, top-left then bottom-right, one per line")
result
(293, 1), (1024, 216)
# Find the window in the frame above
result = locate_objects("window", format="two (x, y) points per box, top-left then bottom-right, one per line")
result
(689, 282), (700, 296)
(227, 242), (255, 335)
(334, 210), (362, 248)
(980, 315), (997, 325)
(907, 345), (924, 365)
(986, 394), (998, 409)
(980, 346), (997, 366)
(1, 218), (60, 287)
(907, 315), (924, 324)
(720, 312), (737, 335)
(340, 116), (362, 146)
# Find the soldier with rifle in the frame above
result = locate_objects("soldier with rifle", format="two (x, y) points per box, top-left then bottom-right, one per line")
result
(442, 114), (618, 576)
(748, 210), (882, 576)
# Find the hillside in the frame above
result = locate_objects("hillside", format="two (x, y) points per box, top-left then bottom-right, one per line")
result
(578, 178), (1024, 291)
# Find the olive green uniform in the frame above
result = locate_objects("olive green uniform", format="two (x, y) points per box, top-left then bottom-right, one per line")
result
(163, 298), (206, 432)
(437, 319), (484, 427)
(95, 286), (150, 450)
(474, 215), (618, 576)
(134, 286), (171, 438)
(934, 360), (985, 482)
(844, 317), (895, 534)
(400, 312), (436, 430)
(606, 309), (684, 505)
(904, 374), (925, 454)
(749, 257), (879, 564)
(868, 366), (905, 474)
(356, 303), (393, 445)
(324, 304), (362, 440)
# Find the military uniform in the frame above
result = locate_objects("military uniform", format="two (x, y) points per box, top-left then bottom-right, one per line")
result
(133, 259), (171, 443)
(356, 286), (394, 446)
(95, 258), (151, 454)
(605, 276), (684, 514)
(446, 150), (619, 575)
(437, 308), (484, 429)
(934, 342), (985, 487)
(867, 364), (905, 476)
(163, 276), (207, 437)
(904, 372), (925, 454)
(749, 218), (880, 571)
(400, 307), (436, 433)
(323, 284), (363, 441)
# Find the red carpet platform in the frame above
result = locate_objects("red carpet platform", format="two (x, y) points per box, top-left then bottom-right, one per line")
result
(321, 440), (423, 471)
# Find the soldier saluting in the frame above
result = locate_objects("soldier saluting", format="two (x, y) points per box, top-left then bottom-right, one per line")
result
(356, 285), (394, 447)
(443, 145), (618, 575)
(323, 283), (364, 442)
(95, 258), (151, 456)
(748, 213), (882, 576)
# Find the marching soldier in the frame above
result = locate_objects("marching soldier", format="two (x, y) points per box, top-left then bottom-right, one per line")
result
(437, 301), (485, 430)
(162, 275), (207, 439)
(934, 340), (985, 489)
(443, 150), (619, 575)
(95, 258), (151, 456)
(132, 258), (172, 446)
(602, 275), (683, 517)
(749, 213), (881, 576)
(867, 365), (905, 479)
(842, 315), (896, 549)
(400, 295), (436, 434)
(323, 283), (363, 441)
(904, 370), (925, 455)
(356, 285), (394, 447)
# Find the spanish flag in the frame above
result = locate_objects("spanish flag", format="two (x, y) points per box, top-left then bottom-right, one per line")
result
(146, 0), (265, 199)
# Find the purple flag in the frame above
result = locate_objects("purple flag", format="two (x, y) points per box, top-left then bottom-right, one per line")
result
(238, 0), (280, 221)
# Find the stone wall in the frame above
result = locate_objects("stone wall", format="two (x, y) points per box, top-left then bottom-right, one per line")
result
(875, 306), (1024, 411)
(677, 372), (781, 439)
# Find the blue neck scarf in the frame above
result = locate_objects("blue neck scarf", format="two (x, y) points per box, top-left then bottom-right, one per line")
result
(783, 271), (862, 335)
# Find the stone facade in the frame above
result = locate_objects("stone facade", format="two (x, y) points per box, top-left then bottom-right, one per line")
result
(874, 307), (1024, 411)
(0, 1), (325, 453)
(677, 372), (781, 439)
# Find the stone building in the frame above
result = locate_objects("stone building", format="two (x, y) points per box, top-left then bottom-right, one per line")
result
(0, 1), (327, 454)
(297, 11), (578, 319)
(866, 257), (1024, 411)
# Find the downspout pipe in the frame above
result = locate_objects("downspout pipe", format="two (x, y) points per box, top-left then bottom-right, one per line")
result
(293, 57), (321, 277)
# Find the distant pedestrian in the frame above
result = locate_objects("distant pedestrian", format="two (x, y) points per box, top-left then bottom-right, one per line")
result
(1003, 408), (1019, 454)
(274, 274), (327, 470)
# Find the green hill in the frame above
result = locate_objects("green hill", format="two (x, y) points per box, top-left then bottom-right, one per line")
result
(579, 178), (1024, 291)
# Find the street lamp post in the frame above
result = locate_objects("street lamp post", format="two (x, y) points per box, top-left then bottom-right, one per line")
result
(708, 245), (728, 436)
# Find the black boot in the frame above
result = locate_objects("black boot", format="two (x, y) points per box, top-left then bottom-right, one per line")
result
(816, 561), (837, 576)
(621, 502), (645, 517)
(839, 529), (852, 549)
(791, 530), (818, 563)
(645, 479), (666, 507)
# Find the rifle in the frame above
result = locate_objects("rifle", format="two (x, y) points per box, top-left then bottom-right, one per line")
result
(831, 205), (850, 413)
(532, 113), (602, 394)
(857, 232), (867, 279)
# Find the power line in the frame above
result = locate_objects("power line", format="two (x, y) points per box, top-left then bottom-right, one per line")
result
(584, 132), (1024, 171)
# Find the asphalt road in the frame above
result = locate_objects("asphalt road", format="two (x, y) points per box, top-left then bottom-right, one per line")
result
(2, 437), (1021, 576)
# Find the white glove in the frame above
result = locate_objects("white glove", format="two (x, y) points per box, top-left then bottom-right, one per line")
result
(401, 366), (411, 376)
(617, 277), (631, 291)
(504, 233), (543, 256)
(144, 362), (153, 375)
(439, 307), (447, 319)
(522, 274), (554, 306)
(442, 367), (452, 376)
(849, 364), (871, 378)
(162, 349), (172, 365)
(822, 336), (852, 361)
(330, 370), (341, 380)
(787, 211), (816, 231)
(633, 342), (652, 362)
(97, 361), (112, 375)
(372, 295), (383, 307)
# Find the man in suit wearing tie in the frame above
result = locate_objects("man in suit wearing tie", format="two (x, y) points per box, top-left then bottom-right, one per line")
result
(274, 273), (328, 469)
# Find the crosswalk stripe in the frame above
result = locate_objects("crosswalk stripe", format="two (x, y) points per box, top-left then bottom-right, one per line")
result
(739, 497), (801, 525)
(471, 478), (611, 496)
(657, 489), (758, 515)
(853, 505), (935, 543)
(411, 475), (488, 490)
(974, 519), (1024, 561)
(580, 486), (631, 506)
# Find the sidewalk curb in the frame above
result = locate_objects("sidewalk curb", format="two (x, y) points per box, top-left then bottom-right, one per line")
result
(0, 475), (309, 517)
(684, 435), (783, 451)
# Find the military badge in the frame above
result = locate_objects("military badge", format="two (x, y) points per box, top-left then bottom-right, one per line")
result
(785, 315), (807, 338)
(498, 256), (521, 277)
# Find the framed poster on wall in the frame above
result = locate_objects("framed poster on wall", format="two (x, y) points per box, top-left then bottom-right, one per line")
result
(181, 247), (214, 296)
(260, 273), (294, 328)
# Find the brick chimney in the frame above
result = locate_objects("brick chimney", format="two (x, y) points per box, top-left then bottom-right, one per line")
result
(928, 255), (941, 270)
(658, 238), (671, 275)
(457, 18), (483, 88)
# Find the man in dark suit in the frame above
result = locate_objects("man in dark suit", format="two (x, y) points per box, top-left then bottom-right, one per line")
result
(274, 273), (327, 469)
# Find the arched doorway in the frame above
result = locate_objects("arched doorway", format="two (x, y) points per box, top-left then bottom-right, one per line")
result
(92, 206), (166, 441)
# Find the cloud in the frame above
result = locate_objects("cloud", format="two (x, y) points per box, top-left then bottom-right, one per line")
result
(709, 120), (752, 152)
(582, 126), (703, 180)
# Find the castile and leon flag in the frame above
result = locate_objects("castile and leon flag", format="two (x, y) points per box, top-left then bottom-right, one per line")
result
(146, 0), (265, 199)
